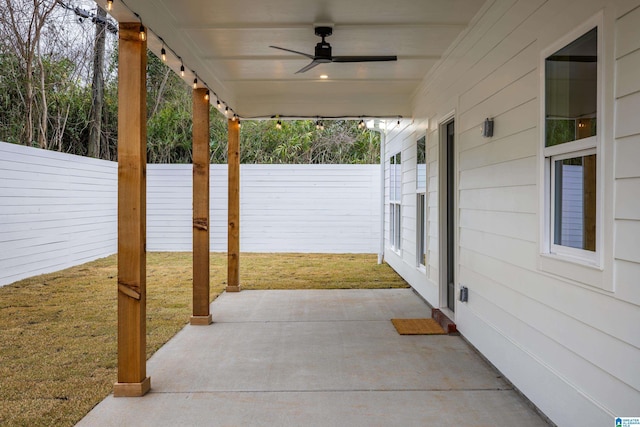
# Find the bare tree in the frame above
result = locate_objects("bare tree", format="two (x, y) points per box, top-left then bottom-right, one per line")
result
(0, 0), (58, 146)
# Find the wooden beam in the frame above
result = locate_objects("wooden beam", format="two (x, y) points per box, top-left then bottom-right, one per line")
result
(227, 118), (241, 292)
(114, 22), (150, 398)
(191, 88), (212, 325)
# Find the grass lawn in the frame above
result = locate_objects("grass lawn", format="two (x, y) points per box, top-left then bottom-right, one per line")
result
(0, 253), (408, 426)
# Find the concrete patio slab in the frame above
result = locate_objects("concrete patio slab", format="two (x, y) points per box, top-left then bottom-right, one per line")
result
(77, 289), (550, 426)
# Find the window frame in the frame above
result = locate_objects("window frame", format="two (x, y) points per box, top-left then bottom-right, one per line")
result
(416, 136), (426, 192)
(393, 204), (402, 251)
(416, 134), (427, 268)
(549, 147), (598, 263)
(539, 14), (605, 275)
(416, 192), (426, 268)
(389, 152), (402, 253)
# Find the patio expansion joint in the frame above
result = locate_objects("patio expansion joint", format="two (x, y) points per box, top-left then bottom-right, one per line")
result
(211, 319), (401, 324)
(147, 387), (515, 395)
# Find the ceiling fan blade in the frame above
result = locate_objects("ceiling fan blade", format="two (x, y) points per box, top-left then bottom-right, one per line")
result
(331, 55), (398, 63)
(295, 60), (322, 74)
(269, 46), (314, 60)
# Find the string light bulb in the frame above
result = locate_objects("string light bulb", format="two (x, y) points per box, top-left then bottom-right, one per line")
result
(161, 47), (166, 62)
(358, 119), (365, 129)
(224, 106), (229, 117)
(237, 119), (241, 128)
(106, 0), (113, 11)
(139, 24), (146, 41)
(204, 90), (210, 101)
(193, 78), (198, 89)
(216, 99), (221, 109)
(276, 120), (282, 130)
(180, 64), (185, 77)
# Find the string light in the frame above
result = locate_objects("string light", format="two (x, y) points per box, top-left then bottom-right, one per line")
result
(204, 90), (210, 101)
(276, 120), (282, 130)
(106, 0), (113, 11)
(237, 119), (241, 128)
(128, 11), (237, 117)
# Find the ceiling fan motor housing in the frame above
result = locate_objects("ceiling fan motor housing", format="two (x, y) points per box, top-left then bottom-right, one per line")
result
(314, 26), (333, 38)
(315, 42), (332, 61)
(314, 26), (334, 62)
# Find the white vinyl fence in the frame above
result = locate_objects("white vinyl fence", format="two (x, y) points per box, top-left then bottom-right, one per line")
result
(148, 164), (380, 253)
(1, 141), (381, 287)
(0, 142), (118, 287)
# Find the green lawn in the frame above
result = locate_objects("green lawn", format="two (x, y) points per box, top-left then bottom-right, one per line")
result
(0, 253), (407, 426)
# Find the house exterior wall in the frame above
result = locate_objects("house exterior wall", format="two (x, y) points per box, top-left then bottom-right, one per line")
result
(0, 142), (381, 286)
(384, 0), (640, 425)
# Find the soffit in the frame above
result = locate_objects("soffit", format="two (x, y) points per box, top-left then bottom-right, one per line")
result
(103, 0), (487, 119)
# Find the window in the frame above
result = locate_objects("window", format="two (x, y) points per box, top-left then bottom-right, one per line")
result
(543, 26), (599, 263)
(417, 193), (426, 267)
(416, 136), (426, 191)
(552, 153), (596, 251)
(416, 136), (426, 267)
(389, 152), (402, 251)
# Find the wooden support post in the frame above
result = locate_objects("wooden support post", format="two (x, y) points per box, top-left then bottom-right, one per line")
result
(227, 118), (241, 292)
(114, 23), (150, 397)
(191, 88), (212, 325)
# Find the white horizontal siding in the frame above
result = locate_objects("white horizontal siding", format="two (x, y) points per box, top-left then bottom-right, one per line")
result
(384, 119), (438, 301)
(240, 164), (380, 253)
(1, 143), (381, 286)
(426, 127), (440, 287)
(384, 1), (640, 426)
(0, 142), (117, 286)
(614, 4), (640, 308)
(147, 164), (381, 253)
(146, 165), (194, 251)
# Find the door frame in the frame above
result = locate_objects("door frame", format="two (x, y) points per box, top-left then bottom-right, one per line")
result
(438, 114), (456, 316)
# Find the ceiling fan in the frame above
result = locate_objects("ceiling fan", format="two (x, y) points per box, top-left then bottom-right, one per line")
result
(269, 26), (397, 74)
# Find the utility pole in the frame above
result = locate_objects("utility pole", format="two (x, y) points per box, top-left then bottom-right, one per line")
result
(88, 6), (106, 158)
(59, 2), (116, 158)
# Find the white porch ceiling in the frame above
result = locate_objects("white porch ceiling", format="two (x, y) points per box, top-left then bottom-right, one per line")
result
(104, 0), (488, 119)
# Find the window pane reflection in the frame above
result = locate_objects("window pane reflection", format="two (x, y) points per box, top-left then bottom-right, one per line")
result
(553, 154), (596, 251)
(545, 28), (597, 147)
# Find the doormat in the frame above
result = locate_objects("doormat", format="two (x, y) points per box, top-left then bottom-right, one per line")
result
(391, 318), (447, 335)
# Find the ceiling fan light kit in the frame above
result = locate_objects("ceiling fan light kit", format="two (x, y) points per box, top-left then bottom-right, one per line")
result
(270, 26), (398, 74)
